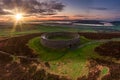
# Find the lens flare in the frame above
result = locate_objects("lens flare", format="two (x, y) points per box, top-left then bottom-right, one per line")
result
(15, 13), (23, 21)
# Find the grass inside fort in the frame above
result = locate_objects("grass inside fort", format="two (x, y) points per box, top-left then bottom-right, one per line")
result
(28, 36), (107, 79)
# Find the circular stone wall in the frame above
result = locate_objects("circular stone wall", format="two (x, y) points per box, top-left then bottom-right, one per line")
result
(40, 32), (80, 49)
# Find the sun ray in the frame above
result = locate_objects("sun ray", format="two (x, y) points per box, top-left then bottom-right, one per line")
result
(10, 12), (25, 36)
(15, 13), (23, 21)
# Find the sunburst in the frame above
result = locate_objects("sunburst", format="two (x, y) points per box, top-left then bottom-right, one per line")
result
(10, 12), (25, 35)
(15, 13), (23, 21)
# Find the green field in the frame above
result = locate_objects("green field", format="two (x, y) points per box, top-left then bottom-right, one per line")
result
(49, 35), (73, 40)
(28, 36), (107, 80)
(0, 25), (79, 36)
(0, 24), (120, 37)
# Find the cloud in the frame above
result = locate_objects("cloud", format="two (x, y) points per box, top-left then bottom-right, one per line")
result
(90, 7), (108, 10)
(0, 8), (12, 15)
(0, 0), (65, 15)
(50, 15), (69, 20)
(73, 15), (86, 18)
(51, 16), (69, 18)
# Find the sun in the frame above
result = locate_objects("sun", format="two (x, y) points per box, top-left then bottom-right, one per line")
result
(15, 13), (23, 21)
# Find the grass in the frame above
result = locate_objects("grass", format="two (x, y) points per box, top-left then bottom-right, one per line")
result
(28, 37), (102, 80)
(101, 67), (109, 75)
(49, 36), (73, 40)
(0, 25), (80, 37)
(1, 24), (120, 37)
(99, 67), (109, 79)
(0, 24), (109, 37)
(79, 36), (91, 44)
(27, 37), (68, 61)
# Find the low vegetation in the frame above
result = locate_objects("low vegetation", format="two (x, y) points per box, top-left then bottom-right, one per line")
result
(0, 33), (120, 80)
(28, 37), (103, 79)
(95, 41), (120, 59)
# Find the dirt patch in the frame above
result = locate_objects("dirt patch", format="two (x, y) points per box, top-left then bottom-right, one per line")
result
(95, 41), (120, 59)
(77, 59), (101, 80)
(0, 53), (71, 80)
(93, 59), (120, 80)
(0, 37), (7, 40)
(77, 58), (120, 80)
(0, 33), (43, 57)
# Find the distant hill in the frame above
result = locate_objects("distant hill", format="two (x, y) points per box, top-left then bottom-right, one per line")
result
(111, 21), (120, 26)
(73, 20), (103, 25)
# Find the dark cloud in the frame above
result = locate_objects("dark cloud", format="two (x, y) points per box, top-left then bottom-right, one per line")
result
(51, 16), (69, 18)
(74, 15), (85, 17)
(0, 0), (65, 15)
(51, 16), (69, 19)
(90, 7), (108, 10)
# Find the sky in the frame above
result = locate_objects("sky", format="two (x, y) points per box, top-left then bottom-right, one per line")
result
(59, 0), (120, 20)
(0, 0), (120, 22)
